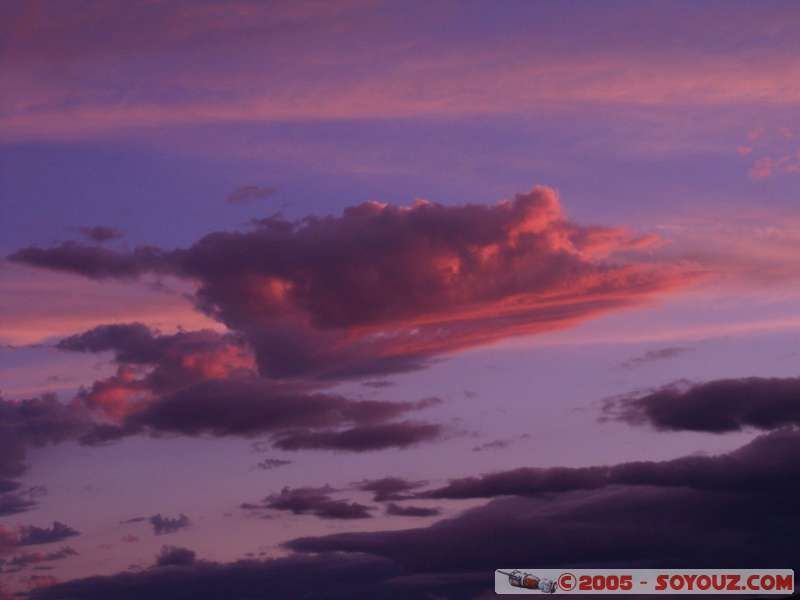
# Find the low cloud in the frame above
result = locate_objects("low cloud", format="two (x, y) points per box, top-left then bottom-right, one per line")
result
(26, 428), (800, 598)
(30, 554), (414, 600)
(424, 428), (800, 499)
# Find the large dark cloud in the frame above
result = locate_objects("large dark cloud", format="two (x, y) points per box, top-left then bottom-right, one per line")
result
(243, 486), (373, 520)
(287, 433), (800, 576)
(603, 376), (800, 432)
(26, 428), (800, 599)
(29, 553), (452, 600)
(288, 486), (798, 574)
(423, 428), (800, 499)
(12, 187), (688, 380)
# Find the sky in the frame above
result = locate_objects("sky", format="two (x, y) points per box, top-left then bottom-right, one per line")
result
(1, 1), (800, 598)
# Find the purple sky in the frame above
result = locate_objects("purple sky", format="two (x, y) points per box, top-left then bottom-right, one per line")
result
(2, 2), (800, 598)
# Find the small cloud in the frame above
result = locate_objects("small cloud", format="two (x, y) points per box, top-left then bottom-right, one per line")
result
(243, 486), (373, 520)
(471, 433), (529, 453)
(361, 380), (395, 389)
(226, 185), (277, 205)
(385, 503), (441, 517)
(149, 514), (190, 536)
(619, 346), (692, 370)
(155, 545), (195, 567)
(78, 226), (123, 243)
(353, 477), (428, 502)
(472, 439), (511, 452)
(18, 522), (79, 546)
(254, 458), (292, 471)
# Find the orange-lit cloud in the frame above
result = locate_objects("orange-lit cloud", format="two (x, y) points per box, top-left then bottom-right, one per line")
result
(12, 186), (699, 380)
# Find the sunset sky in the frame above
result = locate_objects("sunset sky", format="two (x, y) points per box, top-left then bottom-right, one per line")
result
(2, 2), (800, 598)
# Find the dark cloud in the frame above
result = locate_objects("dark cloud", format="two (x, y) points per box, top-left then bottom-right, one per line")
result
(0, 527), (16, 556)
(602, 376), (800, 432)
(0, 395), (90, 513)
(30, 554), (438, 600)
(354, 477), (428, 502)
(244, 486), (373, 520)
(471, 439), (510, 452)
(471, 434), (529, 453)
(18, 522), (80, 546)
(384, 503), (441, 517)
(78, 226), (123, 243)
(288, 486), (798, 575)
(95, 379), (442, 449)
(57, 324), (443, 451)
(254, 458), (292, 471)
(272, 422), (444, 452)
(58, 324), (256, 418)
(8, 242), (169, 279)
(0, 493), (37, 516)
(12, 188), (689, 380)
(149, 514), (190, 536)
(25, 429), (800, 598)
(1, 547), (78, 573)
(0, 480), (20, 493)
(226, 185), (277, 205)
(155, 546), (196, 567)
(424, 428), (800, 498)
(361, 380), (395, 389)
(618, 346), (692, 369)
